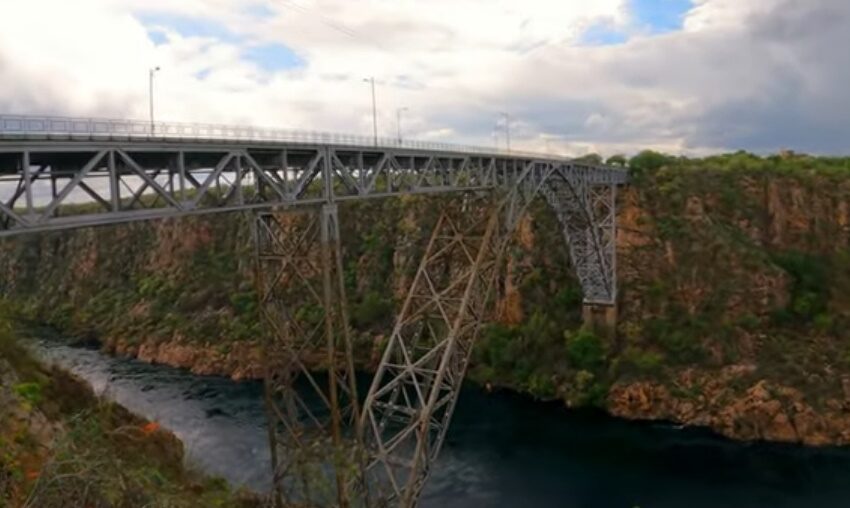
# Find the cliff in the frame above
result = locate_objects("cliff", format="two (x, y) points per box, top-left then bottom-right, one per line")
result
(2, 151), (849, 447)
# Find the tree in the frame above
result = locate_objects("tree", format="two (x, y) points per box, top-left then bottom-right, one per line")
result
(575, 153), (603, 165)
(628, 150), (674, 176)
(606, 154), (627, 167)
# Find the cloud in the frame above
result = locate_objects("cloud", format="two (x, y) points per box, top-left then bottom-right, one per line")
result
(0, 0), (846, 155)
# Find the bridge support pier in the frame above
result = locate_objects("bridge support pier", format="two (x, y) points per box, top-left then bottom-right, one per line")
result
(541, 169), (618, 335)
(582, 303), (618, 337)
(252, 205), (360, 507)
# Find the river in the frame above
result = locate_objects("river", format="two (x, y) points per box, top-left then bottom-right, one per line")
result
(30, 337), (850, 508)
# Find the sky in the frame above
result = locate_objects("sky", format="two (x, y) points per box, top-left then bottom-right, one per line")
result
(0, 0), (847, 156)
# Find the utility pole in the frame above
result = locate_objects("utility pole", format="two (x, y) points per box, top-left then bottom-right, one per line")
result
(499, 112), (511, 153)
(363, 77), (378, 146)
(396, 107), (408, 145)
(149, 66), (160, 135)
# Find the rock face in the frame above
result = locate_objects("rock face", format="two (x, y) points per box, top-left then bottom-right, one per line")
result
(109, 338), (266, 381)
(2, 155), (850, 447)
(609, 370), (850, 446)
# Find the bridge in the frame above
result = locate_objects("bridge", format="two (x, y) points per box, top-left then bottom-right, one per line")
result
(0, 114), (628, 506)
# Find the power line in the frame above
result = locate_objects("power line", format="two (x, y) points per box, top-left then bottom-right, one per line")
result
(274, 0), (382, 46)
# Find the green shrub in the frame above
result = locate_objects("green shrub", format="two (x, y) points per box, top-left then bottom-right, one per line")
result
(656, 328), (705, 364)
(352, 292), (393, 330)
(526, 373), (556, 399)
(772, 251), (830, 323)
(554, 286), (583, 309)
(565, 329), (606, 372)
(813, 313), (834, 333)
(628, 150), (675, 177)
(620, 347), (664, 377)
(606, 154), (627, 167)
(228, 291), (257, 315)
(475, 324), (520, 377)
(13, 382), (42, 406)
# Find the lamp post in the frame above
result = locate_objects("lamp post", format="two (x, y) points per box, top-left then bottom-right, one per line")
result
(149, 66), (161, 135)
(363, 77), (378, 146)
(499, 112), (511, 153)
(396, 107), (408, 145)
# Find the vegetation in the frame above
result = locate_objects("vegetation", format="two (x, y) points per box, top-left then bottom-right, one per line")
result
(0, 308), (259, 508)
(2, 150), (850, 421)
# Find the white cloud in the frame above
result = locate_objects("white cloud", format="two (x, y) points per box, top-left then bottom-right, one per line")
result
(0, 0), (847, 156)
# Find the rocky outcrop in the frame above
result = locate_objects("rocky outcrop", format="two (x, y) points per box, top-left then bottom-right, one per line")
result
(609, 368), (850, 446)
(107, 338), (266, 381)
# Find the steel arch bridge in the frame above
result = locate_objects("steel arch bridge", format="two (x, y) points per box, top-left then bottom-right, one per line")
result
(0, 115), (628, 507)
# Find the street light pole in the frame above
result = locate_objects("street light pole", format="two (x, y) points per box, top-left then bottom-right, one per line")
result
(149, 66), (160, 135)
(396, 107), (408, 145)
(363, 77), (378, 146)
(499, 112), (511, 153)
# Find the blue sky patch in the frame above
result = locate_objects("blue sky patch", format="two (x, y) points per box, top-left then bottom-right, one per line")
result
(245, 3), (275, 19)
(580, 23), (629, 46)
(579, 0), (693, 46)
(243, 43), (304, 72)
(631, 0), (693, 33)
(147, 29), (168, 46)
(137, 12), (243, 43)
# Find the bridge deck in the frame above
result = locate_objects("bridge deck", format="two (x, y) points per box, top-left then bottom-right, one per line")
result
(0, 115), (627, 236)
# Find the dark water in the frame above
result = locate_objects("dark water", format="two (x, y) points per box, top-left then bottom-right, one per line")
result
(31, 338), (850, 507)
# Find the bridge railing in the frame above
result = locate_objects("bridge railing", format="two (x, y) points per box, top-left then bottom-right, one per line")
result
(0, 114), (560, 160)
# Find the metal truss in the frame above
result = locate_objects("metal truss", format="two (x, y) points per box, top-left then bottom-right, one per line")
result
(359, 202), (504, 506)
(253, 205), (361, 507)
(0, 138), (625, 238)
(539, 166), (618, 305)
(357, 163), (555, 506)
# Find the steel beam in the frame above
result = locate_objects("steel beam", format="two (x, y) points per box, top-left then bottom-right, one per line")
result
(540, 167), (618, 305)
(253, 205), (361, 507)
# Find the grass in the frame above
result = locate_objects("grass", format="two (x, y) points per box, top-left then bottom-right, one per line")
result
(0, 313), (261, 508)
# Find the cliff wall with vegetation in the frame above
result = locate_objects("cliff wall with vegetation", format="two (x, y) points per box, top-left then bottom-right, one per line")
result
(2, 151), (850, 447)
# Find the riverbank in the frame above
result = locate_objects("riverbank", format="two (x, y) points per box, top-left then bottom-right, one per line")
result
(67, 325), (850, 448)
(0, 320), (260, 507)
(25, 331), (850, 508)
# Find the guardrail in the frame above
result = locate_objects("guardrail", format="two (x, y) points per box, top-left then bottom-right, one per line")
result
(0, 114), (560, 159)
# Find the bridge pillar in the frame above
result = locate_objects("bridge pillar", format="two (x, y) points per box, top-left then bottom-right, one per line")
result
(582, 303), (618, 338)
(252, 205), (360, 507)
(540, 171), (618, 331)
